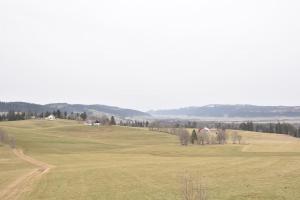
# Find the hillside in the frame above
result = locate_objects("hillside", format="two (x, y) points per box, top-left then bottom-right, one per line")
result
(0, 102), (150, 118)
(149, 104), (300, 118)
(0, 120), (300, 199)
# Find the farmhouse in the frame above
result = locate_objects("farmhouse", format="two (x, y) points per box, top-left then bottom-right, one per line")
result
(198, 127), (210, 134)
(84, 120), (101, 126)
(46, 114), (56, 120)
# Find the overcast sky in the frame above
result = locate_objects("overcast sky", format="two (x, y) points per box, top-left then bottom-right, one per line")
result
(1, 0), (300, 111)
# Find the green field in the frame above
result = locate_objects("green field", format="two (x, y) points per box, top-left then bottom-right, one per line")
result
(1, 120), (300, 200)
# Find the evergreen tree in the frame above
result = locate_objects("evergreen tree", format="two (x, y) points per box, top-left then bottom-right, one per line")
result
(56, 110), (61, 118)
(191, 129), (197, 144)
(45, 111), (51, 117)
(80, 112), (87, 121)
(64, 112), (68, 119)
(110, 116), (116, 125)
(7, 110), (16, 121)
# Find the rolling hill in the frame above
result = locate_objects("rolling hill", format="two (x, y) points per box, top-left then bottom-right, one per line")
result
(148, 104), (300, 118)
(0, 102), (150, 118)
(1, 120), (300, 199)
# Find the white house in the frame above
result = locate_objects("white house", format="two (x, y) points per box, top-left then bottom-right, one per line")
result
(46, 114), (56, 120)
(198, 127), (210, 134)
(84, 120), (101, 126)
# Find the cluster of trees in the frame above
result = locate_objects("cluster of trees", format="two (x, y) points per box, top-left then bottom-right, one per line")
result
(88, 116), (116, 125)
(0, 109), (88, 122)
(147, 121), (239, 146)
(0, 129), (16, 148)
(147, 119), (300, 141)
(119, 120), (149, 127)
(179, 128), (234, 146)
(40, 110), (87, 120)
(0, 111), (26, 121)
(239, 121), (300, 138)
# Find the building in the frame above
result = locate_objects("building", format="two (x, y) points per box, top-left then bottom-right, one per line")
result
(46, 114), (56, 120)
(84, 120), (101, 126)
(198, 127), (210, 134)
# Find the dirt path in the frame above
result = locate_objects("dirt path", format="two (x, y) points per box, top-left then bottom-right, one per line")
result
(0, 149), (54, 200)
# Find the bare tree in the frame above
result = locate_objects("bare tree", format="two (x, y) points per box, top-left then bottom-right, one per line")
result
(237, 134), (242, 144)
(178, 128), (190, 146)
(196, 130), (209, 145)
(181, 173), (207, 200)
(216, 129), (227, 144)
(231, 131), (238, 144)
(209, 134), (217, 145)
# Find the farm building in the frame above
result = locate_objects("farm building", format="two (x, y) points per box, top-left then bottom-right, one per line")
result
(84, 120), (101, 126)
(198, 127), (210, 134)
(45, 114), (56, 120)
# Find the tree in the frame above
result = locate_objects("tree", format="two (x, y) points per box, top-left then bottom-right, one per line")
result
(56, 110), (61, 118)
(197, 132), (206, 145)
(100, 115), (109, 125)
(216, 129), (227, 144)
(109, 116), (116, 125)
(80, 112), (87, 121)
(191, 129), (197, 144)
(64, 112), (68, 119)
(45, 111), (51, 117)
(237, 134), (242, 144)
(231, 131), (238, 144)
(7, 110), (16, 121)
(178, 128), (189, 146)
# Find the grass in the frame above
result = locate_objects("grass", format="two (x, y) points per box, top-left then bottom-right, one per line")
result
(1, 120), (300, 199)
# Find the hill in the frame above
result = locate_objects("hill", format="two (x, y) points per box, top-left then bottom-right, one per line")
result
(0, 102), (150, 118)
(0, 120), (300, 199)
(148, 104), (300, 118)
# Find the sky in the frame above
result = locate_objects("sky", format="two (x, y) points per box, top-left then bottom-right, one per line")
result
(1, 0), (300, 111)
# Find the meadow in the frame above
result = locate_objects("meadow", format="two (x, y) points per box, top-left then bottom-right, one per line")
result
(0, 120), (300, 200)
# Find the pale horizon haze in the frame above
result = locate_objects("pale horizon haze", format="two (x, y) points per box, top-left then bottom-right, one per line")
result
(1, 0), (300, 111)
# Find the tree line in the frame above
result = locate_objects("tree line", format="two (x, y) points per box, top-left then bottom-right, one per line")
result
(119, 120), (149, 127)
(147, 120), (300, 139)
(238, 121), (300, 137)
(178, 128), (242, 146)
(0, 110), (88, 121)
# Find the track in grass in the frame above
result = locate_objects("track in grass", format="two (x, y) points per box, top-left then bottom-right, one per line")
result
(0, 149), (54, 200)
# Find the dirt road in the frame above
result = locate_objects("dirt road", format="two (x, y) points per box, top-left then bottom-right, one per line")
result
(0, 149), (54, 200)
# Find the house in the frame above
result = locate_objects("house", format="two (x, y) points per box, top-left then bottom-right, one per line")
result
(93, 120), (101, 126)
(198, 127), (210, 134)
(84, 120), (101, 126)
(46, 114), (56, 120)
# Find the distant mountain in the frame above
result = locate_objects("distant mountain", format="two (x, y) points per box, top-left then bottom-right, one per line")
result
(0, 102), (150, 118)
(148, 104), (300, 118)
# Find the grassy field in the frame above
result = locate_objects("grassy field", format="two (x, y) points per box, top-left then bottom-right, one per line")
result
(0, 120), (300, 200)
